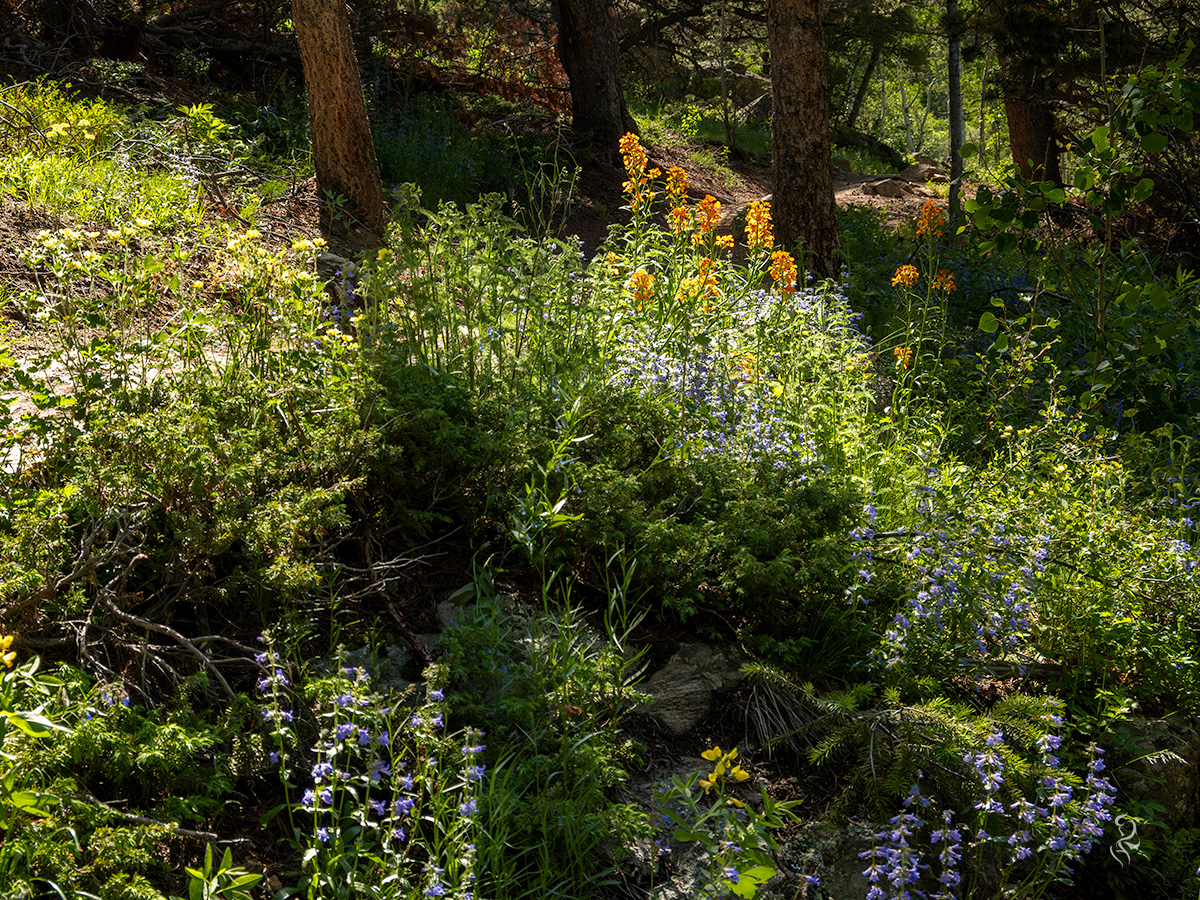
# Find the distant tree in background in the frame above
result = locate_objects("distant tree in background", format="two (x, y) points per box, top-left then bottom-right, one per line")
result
(768, 0), (840, 279)
(292, 0), (388, 239)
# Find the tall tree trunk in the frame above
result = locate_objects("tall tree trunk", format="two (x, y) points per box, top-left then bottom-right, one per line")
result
(947, 0), (964, 224)
(293, 0), (388, 239)
(1005, 95), (1062, 185)
(556, 0), (638, 162)
(844, 41), (881, 130)
(768, 0), (839, 279)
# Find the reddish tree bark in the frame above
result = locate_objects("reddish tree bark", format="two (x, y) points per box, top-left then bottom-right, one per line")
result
(768, 0), (840, 279)
(1005, 96), (1063, 185)
(293, 0), (388, 239)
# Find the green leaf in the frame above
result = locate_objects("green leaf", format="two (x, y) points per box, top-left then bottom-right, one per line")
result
(1140, 131), (1168, 154)
(1133, 177), (1155, 202)
(673, 828), (706, 843)
(959, 142), (978, 159)
(979, 312), (1000, 333)
(4, 710), (63, 738)
(993, 333), (1009, 352)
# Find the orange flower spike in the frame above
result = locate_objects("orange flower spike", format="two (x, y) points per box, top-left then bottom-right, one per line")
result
(696, 195), (722, 235)
(934, 269), (957, 293)
(769, 249), (797, 296)
(715, 234), (734, 250)
(666, 166), (689, 202)
(892, 265), (919, 288)
(893, 346), (913, 369)
(915, 201), (946, 238)
(669, 204), (691, 234)
(627, 269), (655, 308)
(744, 200), (773, 251)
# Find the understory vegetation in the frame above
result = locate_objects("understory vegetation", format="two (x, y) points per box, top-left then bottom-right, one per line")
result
(2, 44), (1200, 900)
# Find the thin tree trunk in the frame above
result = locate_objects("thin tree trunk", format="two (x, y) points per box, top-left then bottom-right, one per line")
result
(293, 0), (388, 239)
(978, 54), (989, 167)
(899, 75), (915, 155)
(845, 40), (881, 130)
(768, 0), (839, 279)
(947, 0), (964, 224)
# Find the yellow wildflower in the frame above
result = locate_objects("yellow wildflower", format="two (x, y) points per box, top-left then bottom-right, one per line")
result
(892, 265), (919, 287)
(893, 346), (913, 369)
(744, 200), (773, 250)
(0, 633), (14, 668)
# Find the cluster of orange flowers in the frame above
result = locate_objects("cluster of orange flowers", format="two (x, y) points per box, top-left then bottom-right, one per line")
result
(619, 133), (660, 213)
(916, 200), (946, 238)
(694, 195), (722, 245)
(745, 200), (773, 250)
(892, 264), (919, 287)
(932, 269), (957, 293)
(769, 249), (797, 296)
(893, 345), (914, 369)
(627, 269), (655, 308)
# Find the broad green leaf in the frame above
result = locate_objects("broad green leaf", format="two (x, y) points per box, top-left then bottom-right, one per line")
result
(959, 142), (978, 159)
(979, 312), (1000, 333)
(1133, 178), (1155, 202)
(993, 333), (1009, 352)
(1141, 131), (1168, 154)
(4, 710), (63, 738)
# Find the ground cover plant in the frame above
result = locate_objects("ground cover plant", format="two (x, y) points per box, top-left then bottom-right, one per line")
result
(1, 58), (1200, 900)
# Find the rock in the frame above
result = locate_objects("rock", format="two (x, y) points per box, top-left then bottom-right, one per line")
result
(642, 643), (746, 735)
(779, 821), (874, 900)
(862, 178), (912, 199)
(1113, 718), (1200, 834)
(900, 162), (944, 183)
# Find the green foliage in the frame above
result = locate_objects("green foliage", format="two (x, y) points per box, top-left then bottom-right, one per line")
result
(186, 845), (262, 900)
(441, 585), (648, 900)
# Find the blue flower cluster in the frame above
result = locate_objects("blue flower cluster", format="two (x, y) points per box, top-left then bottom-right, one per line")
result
(861, 735), (1115, 899)
(253, 635), (485, 897)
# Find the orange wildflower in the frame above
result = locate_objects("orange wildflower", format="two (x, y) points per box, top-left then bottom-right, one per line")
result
(666, 166), (689, 202)
(932, 269), (957, 293)
(669, 204), (691, 234)
(715, 234), (734, 249)
(691, 195), (722, 245)
(744, 200), (773, 250)
(627, 269), (655, 308)
(618, 132), (659, 213)
(893, 346), (914, 369)
(769, 249), (797, 296)
(916, 201), (946, 238)
(892, 265), (919, 287)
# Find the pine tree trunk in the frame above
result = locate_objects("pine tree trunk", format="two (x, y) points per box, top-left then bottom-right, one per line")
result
(768, 0), (839, 279)
(556, 0), (638, 162)
(293, 0), (388, 239)
(1005, 96), (1062, 185)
